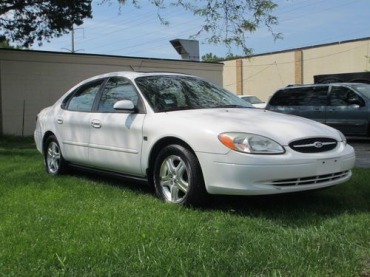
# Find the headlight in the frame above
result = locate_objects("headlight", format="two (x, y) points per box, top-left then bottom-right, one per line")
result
(338, 130), (347, 145)
(218, 132), (285, 154)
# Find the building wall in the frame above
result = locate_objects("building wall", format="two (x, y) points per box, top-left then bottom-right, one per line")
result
(0, 49), (223, 136)
(303, 40), (370, 83)
(224, 51), (296, 101)
(222, 60), (238, 93)
(223, 37), (370, 102)
(244, 51), (296, 100)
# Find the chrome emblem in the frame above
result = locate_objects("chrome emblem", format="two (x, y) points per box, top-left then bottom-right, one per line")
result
(313, 141), (323, 148)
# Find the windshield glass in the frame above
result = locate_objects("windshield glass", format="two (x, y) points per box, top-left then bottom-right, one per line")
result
(135, 75), (252, 112)
(350, 83), (370, 99)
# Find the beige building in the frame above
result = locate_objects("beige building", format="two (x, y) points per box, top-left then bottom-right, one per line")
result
(0, 49), (223, 136)
(223, 37), (370, 102)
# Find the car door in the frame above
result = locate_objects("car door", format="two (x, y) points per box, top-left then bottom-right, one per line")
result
(88, 77), (146, 176)
(56, 79), (105, 164)
(326, 85), (368, 136)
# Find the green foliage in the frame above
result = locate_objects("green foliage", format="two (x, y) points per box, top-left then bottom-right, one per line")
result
(202, 52), (223, 62)
(0, 0), (92, 47)
(1, 136), (368, 276)
(202, 52), (245, 62)
(0, 37), (11, 48)
(0, 36), (23, 49)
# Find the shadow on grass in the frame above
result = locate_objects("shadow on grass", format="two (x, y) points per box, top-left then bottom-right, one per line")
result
(207, 183), (370, 227)
(0, 136), (38, 158)
(66, 166), (370, 228)
(68, 167), (154, 196)
(0, 135), (35, 148)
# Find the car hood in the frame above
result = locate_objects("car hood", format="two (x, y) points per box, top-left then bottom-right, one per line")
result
(161, 108), (341, 145)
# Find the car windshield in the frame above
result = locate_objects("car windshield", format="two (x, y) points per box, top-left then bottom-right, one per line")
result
(350, 83), (370, 99)
(135, 75), (252, 112)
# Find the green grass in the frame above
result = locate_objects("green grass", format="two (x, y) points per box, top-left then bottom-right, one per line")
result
(0, 136), (369, 276)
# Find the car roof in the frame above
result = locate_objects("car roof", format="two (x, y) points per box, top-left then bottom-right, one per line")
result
(284, 82), (369, 89)
(87, 71), (194, 80)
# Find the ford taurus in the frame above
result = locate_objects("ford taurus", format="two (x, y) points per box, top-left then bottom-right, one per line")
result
(34, 72), (356, 205)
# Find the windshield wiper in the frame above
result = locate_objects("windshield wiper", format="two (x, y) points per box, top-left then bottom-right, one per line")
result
(212, 104), (249, 109)
(161, 106), (193, 112)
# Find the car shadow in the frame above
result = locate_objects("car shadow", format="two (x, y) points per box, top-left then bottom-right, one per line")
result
(206, 185), (370, 227)
(67, 167), (369, 228)
(68, 167), (154, 196)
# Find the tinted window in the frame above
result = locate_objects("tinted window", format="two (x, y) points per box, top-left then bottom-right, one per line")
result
(350, 83), (370, 99)
(97, 77), (139, 112)
(269, 86), (328, 106)
(330, 86), (364, 106)
(65, 80), (104, 112)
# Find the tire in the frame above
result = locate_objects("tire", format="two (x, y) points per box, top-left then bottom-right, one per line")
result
(153, 144), (208, 206)
(44, 135), (67, 175)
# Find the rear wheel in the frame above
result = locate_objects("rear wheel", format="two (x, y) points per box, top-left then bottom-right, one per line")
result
(153, 144), (208, 206)
(44, 135), (67, 175)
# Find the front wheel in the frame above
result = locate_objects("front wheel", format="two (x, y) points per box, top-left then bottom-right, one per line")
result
(153, 144), (208, 206)
(44, 135), (68, 175)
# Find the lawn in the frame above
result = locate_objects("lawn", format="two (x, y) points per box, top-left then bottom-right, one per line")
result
(0, 136), (369, 276)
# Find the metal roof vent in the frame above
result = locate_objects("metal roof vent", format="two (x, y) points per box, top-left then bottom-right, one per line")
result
(170, 39), (200, 61)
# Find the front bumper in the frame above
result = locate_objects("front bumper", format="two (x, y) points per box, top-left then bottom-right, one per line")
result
(196, 143), (355, 195)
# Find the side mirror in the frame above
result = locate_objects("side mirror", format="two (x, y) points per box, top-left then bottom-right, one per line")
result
(113, 100), (136, 112)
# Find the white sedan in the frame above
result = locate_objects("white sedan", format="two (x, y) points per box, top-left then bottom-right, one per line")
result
(34, 72), (355, 205)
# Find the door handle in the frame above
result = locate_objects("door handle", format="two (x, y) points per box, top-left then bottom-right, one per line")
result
(57, 117), (63, 124)
(91, 120), (101, 129)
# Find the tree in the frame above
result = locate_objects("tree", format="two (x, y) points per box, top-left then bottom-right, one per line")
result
(224, 53), (244, 60)
(202, 53), (223, 62)
(202, 52), (244, 62)
(114, 0), (281, 55)
(0, 0), (92, 47)
(0, 36), (12, 48)
(1, 0), (279, 54)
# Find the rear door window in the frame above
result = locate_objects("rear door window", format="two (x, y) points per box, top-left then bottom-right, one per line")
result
(63, 79), (105, 112)
(268, 86), (328, 124)
(269, 86), (328, 106)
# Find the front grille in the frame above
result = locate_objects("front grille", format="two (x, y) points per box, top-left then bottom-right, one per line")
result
(272, 171), (350, 187)
(289, 137), (337, 153)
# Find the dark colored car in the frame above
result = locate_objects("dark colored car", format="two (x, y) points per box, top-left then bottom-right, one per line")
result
(266, 83), (370, 137)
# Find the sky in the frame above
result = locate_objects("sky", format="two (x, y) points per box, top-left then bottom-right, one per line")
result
(32, 0), (370, 60)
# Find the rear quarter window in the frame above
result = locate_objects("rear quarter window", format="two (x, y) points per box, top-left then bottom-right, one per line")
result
(62, 79), (105, 111)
